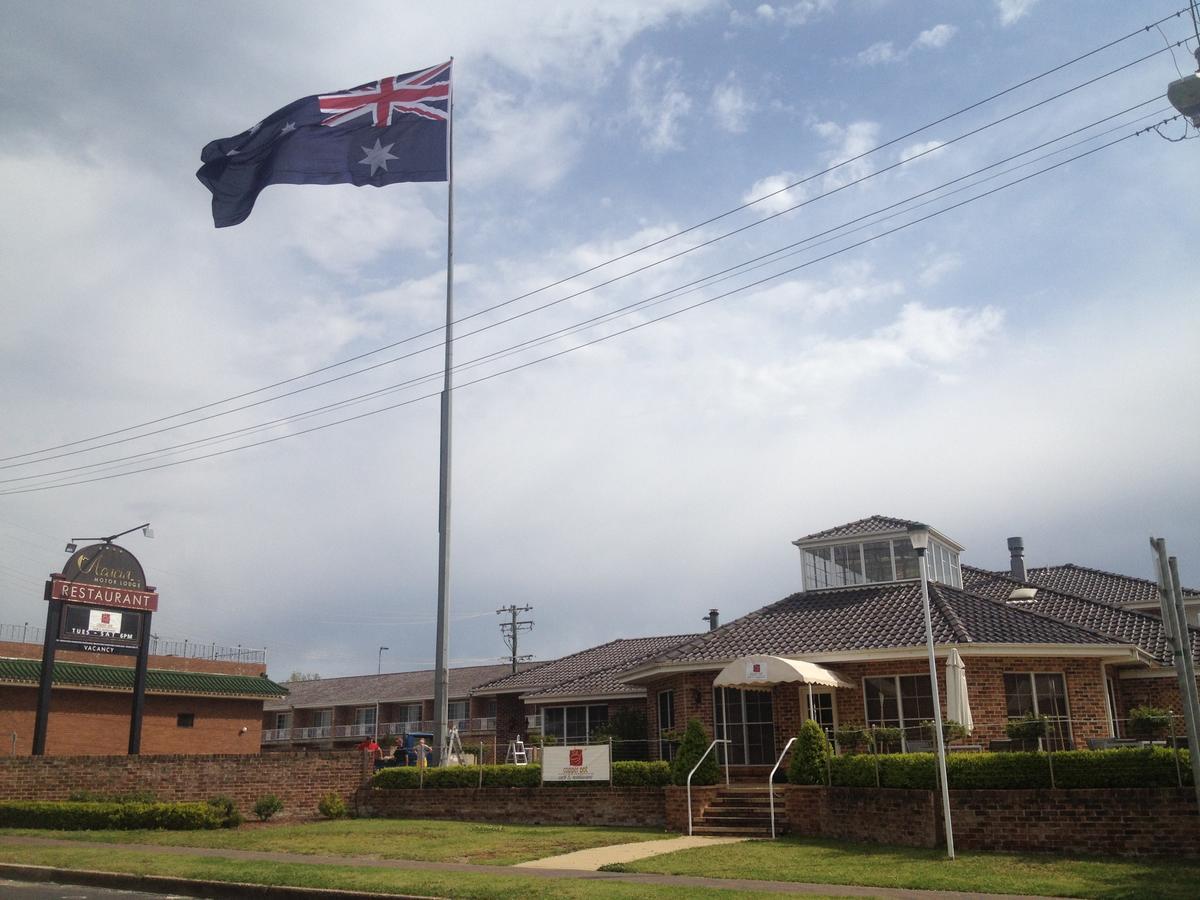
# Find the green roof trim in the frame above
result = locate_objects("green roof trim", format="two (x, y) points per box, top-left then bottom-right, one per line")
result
(0, 658), (288, 699)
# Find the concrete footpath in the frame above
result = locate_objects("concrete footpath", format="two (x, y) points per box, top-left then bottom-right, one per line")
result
(0, 835), (1072, 900)
(515, 833), (745, 870)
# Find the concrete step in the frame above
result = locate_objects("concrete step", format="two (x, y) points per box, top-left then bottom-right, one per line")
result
(693, 825), (782, 837)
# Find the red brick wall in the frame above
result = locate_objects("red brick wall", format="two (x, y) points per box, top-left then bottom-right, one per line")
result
(1117, 674), (1200, 726)
(363, 786), (666, 827)
(0, 751), (372, 821)
(0, 685), (266, 756)
(785, 785), (939, 848)
(951, 788), (1199, 857)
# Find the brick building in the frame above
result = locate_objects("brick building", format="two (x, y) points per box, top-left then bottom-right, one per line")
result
(256, 515), (1199, 768)
(0, 639), (287, 756)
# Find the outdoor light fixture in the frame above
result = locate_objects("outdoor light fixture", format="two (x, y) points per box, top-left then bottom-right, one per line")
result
(64, 542), (77, 554)
(142, 526), (155, 539)
(1167, 48), (1200, 127)
(68, 522), (154, 548)
(378, 646), (390, 675)
(907, 521), (956, 860)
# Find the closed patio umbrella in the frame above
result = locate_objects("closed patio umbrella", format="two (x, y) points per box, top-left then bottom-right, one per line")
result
(945, 648), (973, 733)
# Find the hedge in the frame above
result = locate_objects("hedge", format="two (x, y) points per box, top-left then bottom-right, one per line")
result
(827, 747), (1191, 790)
(0, 800), (224, 831)
(373, 760), (672, 789)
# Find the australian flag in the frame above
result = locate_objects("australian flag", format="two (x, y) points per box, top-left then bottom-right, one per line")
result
(197, 61), (450, 227)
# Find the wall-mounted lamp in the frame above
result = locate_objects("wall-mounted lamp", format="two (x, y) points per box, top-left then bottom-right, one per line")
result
(239, 726), (248, 734)
(691, 688), (702, 705)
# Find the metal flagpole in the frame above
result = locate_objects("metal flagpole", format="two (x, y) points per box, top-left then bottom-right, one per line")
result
(432, 59), (454, 766)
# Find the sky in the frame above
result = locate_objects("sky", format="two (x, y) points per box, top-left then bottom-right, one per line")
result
(1, 1), (1197, 681)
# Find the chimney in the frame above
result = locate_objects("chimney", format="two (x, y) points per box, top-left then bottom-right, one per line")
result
(1007, 536), (1027, 581)
(703, 609), (719, 631)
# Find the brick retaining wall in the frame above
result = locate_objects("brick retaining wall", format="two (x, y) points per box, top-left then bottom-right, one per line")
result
(0, 751), (372, 821)
(360, 786), (666, 827)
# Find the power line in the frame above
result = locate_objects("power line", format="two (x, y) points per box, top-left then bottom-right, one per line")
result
(0, 38), (1183, 476)
(0, 117), (1170, 497)
(1, 7), (1188, 465)
(0, 99), (1164, 488)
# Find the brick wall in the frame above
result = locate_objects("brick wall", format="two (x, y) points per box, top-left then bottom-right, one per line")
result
(951, 788), (1199, 857)
(0, 751), (373, 821)
(785, 785), (939, 848)
(361, 786), (666, 827)
(1, 685), (266, 756)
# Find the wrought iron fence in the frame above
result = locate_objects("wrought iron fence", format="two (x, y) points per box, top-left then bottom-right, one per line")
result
(1, 621), (265, 665)
(0, 623), (43, 644)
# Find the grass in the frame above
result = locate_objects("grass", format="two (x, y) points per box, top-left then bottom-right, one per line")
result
(602, 835), (1200, 900)
(0, 818), (671, 866)
(0, 844), (777, 899)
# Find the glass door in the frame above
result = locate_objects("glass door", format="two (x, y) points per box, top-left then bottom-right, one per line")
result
(714, 687), (776, 765)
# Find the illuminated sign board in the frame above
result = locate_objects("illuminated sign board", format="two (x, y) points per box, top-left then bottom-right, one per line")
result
(58, 604), (143, 656)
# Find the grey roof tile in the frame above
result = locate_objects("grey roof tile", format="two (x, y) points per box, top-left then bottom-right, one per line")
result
(1024, 563), (1199, 608)
(263, 662), (532, 711)
(795, 515), (923, 542)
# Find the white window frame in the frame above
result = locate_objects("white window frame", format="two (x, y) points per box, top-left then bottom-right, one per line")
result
(804, 688), (838, 741)
(541, 704), (609, 744)
(657, 690), (676, 761)
(1003, 671), (1073, 749)
(861, 674), (935, 748)
(312, 708), (333, 729)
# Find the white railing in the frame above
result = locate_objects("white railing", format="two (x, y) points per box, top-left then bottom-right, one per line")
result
(768, 737), (797, 839)
(293, 725), (332, 740)
(686, 739), (730, 837)
(261, 728), (291, 743)
(333, 723), (378, 739)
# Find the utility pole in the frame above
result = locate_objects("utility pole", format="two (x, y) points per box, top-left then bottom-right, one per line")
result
(497, 605), (533, 674)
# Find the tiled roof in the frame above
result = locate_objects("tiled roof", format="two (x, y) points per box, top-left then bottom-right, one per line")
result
(264, 663), (532, 711)
(795, 515), (924, 542)
(0, 658), (287, 698)
(476, 635), (698, 696)
(632, 581), (1125, 669)
(965, 566), (1198, 666)
(1024, 563), (1199, 608)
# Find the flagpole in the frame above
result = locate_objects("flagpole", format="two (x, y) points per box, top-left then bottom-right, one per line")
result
(432, 58), (454, 766)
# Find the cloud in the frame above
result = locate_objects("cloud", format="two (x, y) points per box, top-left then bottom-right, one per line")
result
(742, 171), (809, 216)
(897, 139), (945, 164)
(460, 89), (585, 191)
(812, 120), (881, 188)
(995, 0), (1040, 26)
(628, 54), (693, 152)
(711, 74), (755, 133)
(856, 23), (957, 65)
(748, 2), (834, 27)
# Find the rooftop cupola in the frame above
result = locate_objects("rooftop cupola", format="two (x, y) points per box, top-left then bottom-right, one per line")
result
(792, 515), (965, 591)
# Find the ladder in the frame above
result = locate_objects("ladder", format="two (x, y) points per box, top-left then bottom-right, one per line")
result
(506, 734), (529, 765)
(444, 726), (465, 765)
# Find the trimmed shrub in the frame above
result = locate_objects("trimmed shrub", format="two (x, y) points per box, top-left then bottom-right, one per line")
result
(1128, 706), (1172, 739)
(0, 801), (222, 831)
(1005, 713), (1048, 742)
(671, 718), (720, 786)
(206, 795), (243, 828)
(870, 726), (903, 753)
(67, 790), (157, 804)
(374, 764), (543, 790)
(317, 793), (348, 819)
(827, 747), (1191, 790)
(253, 794), (283, 821)
(834, 727), (870, 753)
(789, 720), (832, 785)
(613, 760), (671, 786)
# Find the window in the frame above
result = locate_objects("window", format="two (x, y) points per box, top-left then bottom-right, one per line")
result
(447, 700), (469, 722)
(484, 699), (497, 719)
(313, 709), (333, 729)
(274, 712), (290, 730)
(806, 691), (836, 741)
(802, 538), (940, 589)
(354, 707), (377, 731)
(542, 704), (608, 743)
(396, 703), (422, 724)
(893, 538), (919, 580)
(176, 713), (194, 728)
(864, 675), (934, 746)
(862, 541), (893, 582)
(714, 687), (775, 765)
(657, 691), (676, 762)
(1003, 672), (1072, 750)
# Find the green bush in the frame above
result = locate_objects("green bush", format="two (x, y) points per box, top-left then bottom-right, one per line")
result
(834, 727), (870, 753)
(374, 764), (543, 790)
(0, 801), (222, 831)
(827, 747), (1191, 790)
(613, 760), (671, 786)
(1005, 713), (1048, 742)
(1128, 706), (1172, 739)
(671, 718), (720, 786)
(206, 795), (243, 828)
(67, 790), (158, 804)
(317, 793), (348, 819)
(789, 720), (832, 785)
(253, 794), (283, 821)
(870, 726), (903, 753)
(917, 719), (970, 743)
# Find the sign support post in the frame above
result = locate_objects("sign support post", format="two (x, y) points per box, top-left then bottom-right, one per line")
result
(32, 581), (59, 756)
(128, 610), (153, 754)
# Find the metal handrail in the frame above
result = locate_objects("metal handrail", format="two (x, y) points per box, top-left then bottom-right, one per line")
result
(768, 737), (797, 839)
(686, 739), (730, 837)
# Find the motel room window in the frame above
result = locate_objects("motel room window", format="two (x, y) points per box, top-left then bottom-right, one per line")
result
(658, 690), (676, 762)
(542, 705), (608, 743)
(176, 713), (195, 728)
(396, 703), (422, 724)
(1003, 672), (1072, 750)
(447, 700), (469, 723)
(864, 675), (935, 746)
(274, 712), (290, 731)
(353, 707), (377, 732)
(313, 709), (333, 731)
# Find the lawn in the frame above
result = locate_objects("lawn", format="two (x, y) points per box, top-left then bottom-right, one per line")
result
(0, 844), (777, 899)
(604, 835), (1200, 900)
(0, 819), (671, 866)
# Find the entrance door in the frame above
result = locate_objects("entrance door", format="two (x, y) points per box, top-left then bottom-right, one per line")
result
(804, 689), (836, 742)
(714, 687), (775, 765)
